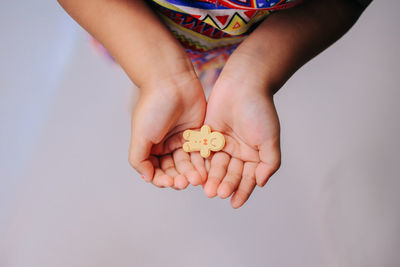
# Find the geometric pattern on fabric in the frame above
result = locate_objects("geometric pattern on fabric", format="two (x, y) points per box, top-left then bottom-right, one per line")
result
(151, 0), (302, 71)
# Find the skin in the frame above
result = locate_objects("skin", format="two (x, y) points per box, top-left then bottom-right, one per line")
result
(203, 0), (366, 208)
(58, 0), (368, 207)
(130, 72), (207, 189)
(58, 0), (208, 189)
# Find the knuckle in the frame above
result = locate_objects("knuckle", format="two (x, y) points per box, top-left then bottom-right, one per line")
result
(174, 158), (186, 166)
(208, 173), (222, 182)
(226, 171), (241, 180)
(243, 173), (255, 183)
(222, 180), (236, 191)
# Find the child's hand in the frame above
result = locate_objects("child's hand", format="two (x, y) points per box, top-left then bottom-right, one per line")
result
(129, 71), (207, 189)
(201, 0), (365, 208)
(203, 65), (281, 208)
(58, 0), (209, 189)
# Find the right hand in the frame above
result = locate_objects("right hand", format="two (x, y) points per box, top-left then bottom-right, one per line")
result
(129, 71), (207, 189)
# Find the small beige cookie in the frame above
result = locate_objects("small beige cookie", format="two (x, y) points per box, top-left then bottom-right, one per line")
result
(182, 125), (225, 158)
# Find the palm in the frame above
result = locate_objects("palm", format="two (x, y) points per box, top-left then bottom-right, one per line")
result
(209, 91), (279, 162)
(129, 74), (208, 189)
(203, 78), (281, 208)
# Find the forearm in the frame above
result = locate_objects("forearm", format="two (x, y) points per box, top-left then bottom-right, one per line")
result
(58, 0), (194, 88)
(228, 0), (366, 94)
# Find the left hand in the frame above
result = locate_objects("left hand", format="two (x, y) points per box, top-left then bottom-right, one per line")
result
(203, 52), (281, 208)
(201, 0), (365, 207)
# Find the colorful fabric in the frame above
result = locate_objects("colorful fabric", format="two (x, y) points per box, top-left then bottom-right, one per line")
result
(150, 0), (303, 72)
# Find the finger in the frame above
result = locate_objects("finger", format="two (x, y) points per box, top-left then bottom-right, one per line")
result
(205, 157), (212, 173)
(173, 175), (189, 190)
(173, 149), (202, 186)
(202, 157), (212, 188)
(217, 157), (244, 199)
(149, 156), (174, 188)
(231, 162), (257, 209)
(204, 152), (230, 198)
(220, 135), (239, 158)
(152, 132), (185, 155)
(160, 154), (188, 190)
(152, 168), (174, 188)
(221, 135), (259, 162)
(255, 140), (281, 187)
(190, 152), (207, 184)
(128, 136), (154, 182)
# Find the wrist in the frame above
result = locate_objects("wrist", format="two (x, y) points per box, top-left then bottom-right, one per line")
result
(219, 49), (279, 96)
(221, 0), (365, 96)
(139, 66), (205, 112)
(125, 41), (196, 89)
(140, 65), (199, 93)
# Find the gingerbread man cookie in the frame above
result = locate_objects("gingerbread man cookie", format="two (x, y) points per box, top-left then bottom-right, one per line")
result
(182, 125), (225, 158)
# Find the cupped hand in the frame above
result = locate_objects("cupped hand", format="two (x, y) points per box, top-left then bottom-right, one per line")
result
(203, 67), (281, 208)
(129, 71), (207, 189)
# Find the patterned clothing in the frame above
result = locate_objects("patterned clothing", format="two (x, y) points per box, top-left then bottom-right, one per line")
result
(150, 0), (303, 71)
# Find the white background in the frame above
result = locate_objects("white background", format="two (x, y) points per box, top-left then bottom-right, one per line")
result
(1, 1), (399, 266)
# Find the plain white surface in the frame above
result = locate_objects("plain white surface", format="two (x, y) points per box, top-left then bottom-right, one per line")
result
(1, 1), (399, 267)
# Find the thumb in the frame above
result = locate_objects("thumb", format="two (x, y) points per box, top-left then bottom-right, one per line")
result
(255, 139), (281, 187)
(129, 134), (154, 182)
(151, 132), (185, 155)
